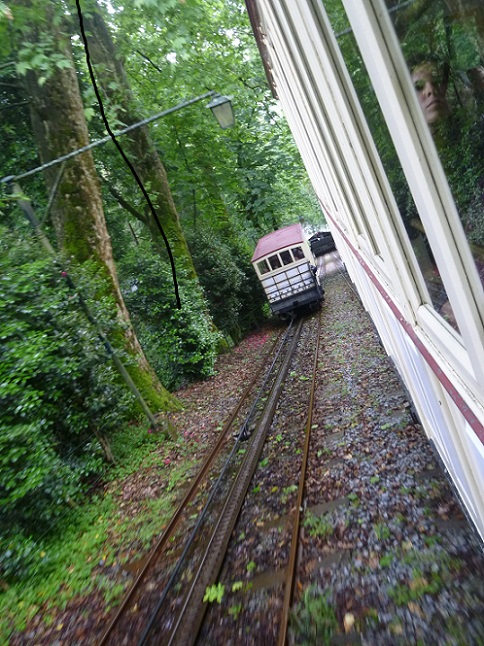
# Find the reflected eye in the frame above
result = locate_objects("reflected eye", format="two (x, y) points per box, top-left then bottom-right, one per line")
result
(414, 80), (425, 91)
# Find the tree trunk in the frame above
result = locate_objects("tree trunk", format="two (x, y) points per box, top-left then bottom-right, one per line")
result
(14, 1), (179, 414)
(83, 9), (199, 279)
(81, 6), (226, 350)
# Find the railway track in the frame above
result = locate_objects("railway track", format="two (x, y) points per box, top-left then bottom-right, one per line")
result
(99, 320), (309, 643)
(197, 283), (326, 645)
(99, 254), (337, 645)
(98, 328), (287, 645)
(149, 317), (306, 645)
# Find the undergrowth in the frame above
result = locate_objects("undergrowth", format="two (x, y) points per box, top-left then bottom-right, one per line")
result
(289, 585), (339, 644)
(0, 423), (194, 641)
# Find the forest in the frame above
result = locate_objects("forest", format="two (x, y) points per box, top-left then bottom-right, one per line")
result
(6, 0), (483, 637)
(0, 0), (324, 617)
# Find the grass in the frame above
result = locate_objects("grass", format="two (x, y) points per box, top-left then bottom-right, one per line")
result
(289, 586), (338, 643)
(387, 547), (458, 606)
(373, 522), (391, 541)
(228, 602), (242, 620)
(303, 511), (333, 539)
(0, 424), (199, 642)
(281, 485), (298, 503)
(1, 500), (115, 637)
(388, 576), (441, 605)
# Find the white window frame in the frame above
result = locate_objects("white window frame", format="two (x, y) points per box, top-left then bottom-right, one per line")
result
(340, 0), (484, 387)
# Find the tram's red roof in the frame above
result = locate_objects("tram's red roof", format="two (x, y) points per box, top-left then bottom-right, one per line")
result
(251, 223), (305, 262)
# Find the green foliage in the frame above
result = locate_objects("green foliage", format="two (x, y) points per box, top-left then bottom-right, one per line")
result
(380, 553), (393, 568)
(106, 0), (325, 238)
(373, 522), (391, 541)
(0, 230), (137, 580)
(0, 2), (12, 21)
(281, 484), (298, 503)
(186, 228), (245, 339)
(186, 228), (268, 341)
(303, 511), (333, 539)
(388, 575), (442, 605)
(16, 39), (72, 83)
(228, 603), (242, 620)
(246, 561), (256, 573)
(232, 126), (323, 231)
(0, 418), (185, 639)
(289, 586), (339, 645)
(7, 2), (71, 84)
(119, 240), (221, 390)
(203, 582), (225, 603)
(385, 546), (457, 608)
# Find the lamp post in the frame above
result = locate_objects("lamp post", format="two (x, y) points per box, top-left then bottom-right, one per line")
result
(206, 94), (235, 130)
(1, 90), (235, 185)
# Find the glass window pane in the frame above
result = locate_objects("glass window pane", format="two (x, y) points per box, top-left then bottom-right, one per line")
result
(280, 250), (293, 265)
(396, 1), (484, 329)
(323, 0), (459, 328)
(292, 246), (305, 260)
(269, 254), (282, 270)
(257, 260), (270, 275)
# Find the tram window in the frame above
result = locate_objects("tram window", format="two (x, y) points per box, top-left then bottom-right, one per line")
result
(257, 260), (270, 275)
(268, 254), (282, 270)
(280, 250), (293, 265)
(292, 246), (305, 260)
(396, 4), (484, 329)
(323, 0), (459, 329)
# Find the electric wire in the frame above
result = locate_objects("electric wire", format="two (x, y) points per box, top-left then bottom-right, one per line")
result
(74, 0), (181, 308)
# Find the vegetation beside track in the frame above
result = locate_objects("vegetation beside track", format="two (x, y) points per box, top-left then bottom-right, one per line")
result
(2, 328), (276, 644)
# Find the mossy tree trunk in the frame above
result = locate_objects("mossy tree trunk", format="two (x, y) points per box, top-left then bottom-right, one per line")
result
(17, 2), (178, 414)
(81, 6), (226, 349)
(82, 9), (199, 279)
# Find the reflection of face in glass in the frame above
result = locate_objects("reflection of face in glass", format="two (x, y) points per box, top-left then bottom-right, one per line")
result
(411, 62), (451, 125)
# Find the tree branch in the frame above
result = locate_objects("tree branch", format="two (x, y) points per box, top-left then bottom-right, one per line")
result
(136, 49), (163, 73)
(107, 184), (149, 226)
(0, 100), (28, 111)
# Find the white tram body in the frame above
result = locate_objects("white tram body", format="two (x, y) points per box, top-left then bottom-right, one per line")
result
(246, 0), (484, 540)
(252, 223), (323, 316)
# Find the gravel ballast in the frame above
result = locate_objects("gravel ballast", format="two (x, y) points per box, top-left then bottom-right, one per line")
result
(199, 264), (484, 645)
(291, 268), (484, 645)
(8, 260), (484, 645)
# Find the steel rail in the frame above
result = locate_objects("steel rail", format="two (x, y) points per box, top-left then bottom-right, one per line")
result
(135, 320), (295, 640)
(141, 318), (305, 645)
(97, 327), (284, 645)
(332, 252), (360, 300)
(134, 321), (295, 645)
(277, 310), (322, 645)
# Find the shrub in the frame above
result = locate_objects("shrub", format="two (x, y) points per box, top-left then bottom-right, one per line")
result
(186, 228), (268, 341)
(119, 241), (221, 390)
(0, 230), (136, 579)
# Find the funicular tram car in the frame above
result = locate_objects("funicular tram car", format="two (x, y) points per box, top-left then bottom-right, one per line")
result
(245, 0), (484, 541)
(251, 223), (324, 316)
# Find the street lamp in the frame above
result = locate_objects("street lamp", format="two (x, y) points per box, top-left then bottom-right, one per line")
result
(0, 89), (236, 436)
(206, 94), (235, 130)
(1, 90), (235, 184)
